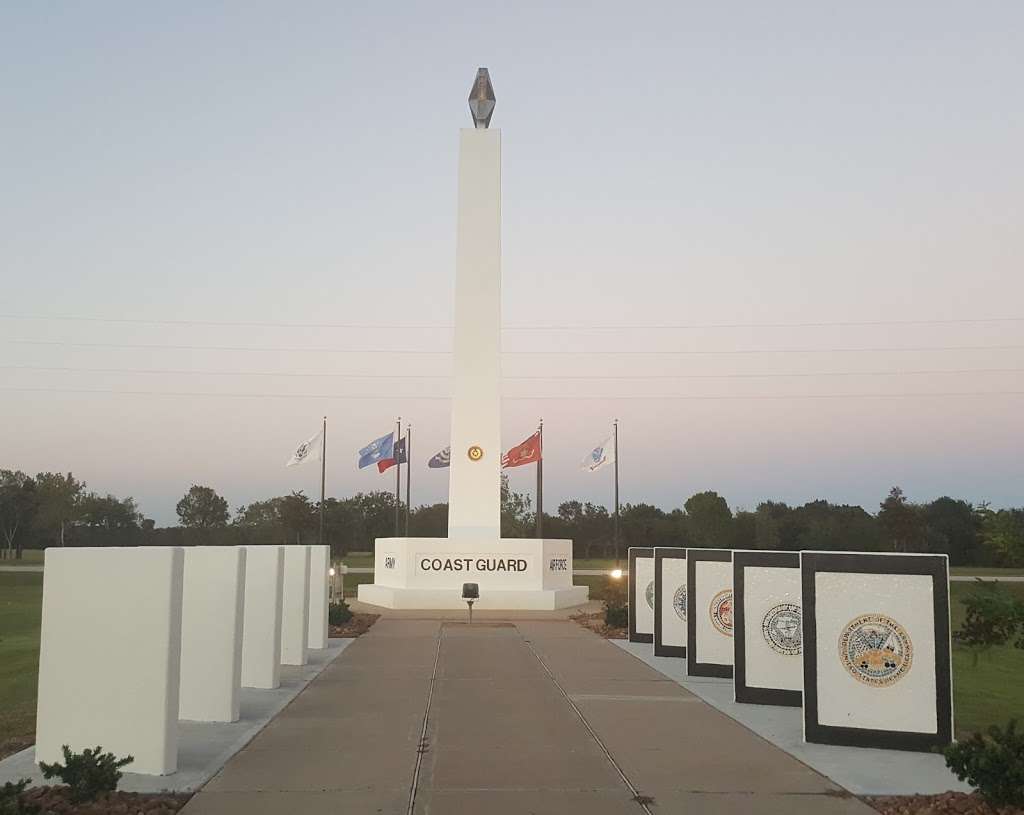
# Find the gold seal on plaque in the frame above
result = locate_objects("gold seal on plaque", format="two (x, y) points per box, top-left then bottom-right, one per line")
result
(467, 445), (484, 461)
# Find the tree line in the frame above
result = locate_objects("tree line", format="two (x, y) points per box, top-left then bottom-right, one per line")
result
(2, 468), (1022, 567)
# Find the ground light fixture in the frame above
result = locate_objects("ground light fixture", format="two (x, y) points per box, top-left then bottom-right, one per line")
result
(462, 582), (479, 623)
(610, 569), (623, 580)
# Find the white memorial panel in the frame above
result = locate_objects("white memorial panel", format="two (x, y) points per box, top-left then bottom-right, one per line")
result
(307, 544), (330, 649)
(687, 549), (733, 678)
(36, 547), (184, 776)
(179, 546), (246, 722)
(628, 548), (654, 643)
(281, 545), (311, 666)
(241, 545), (284, 689)
(733, 550), (801, 706)
(801, 552), (952, 751)
(654, 547), (686, 657)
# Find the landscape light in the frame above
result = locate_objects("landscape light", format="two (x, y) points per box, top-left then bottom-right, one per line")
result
(610, 568), (623, 580)
(328, 567), (336, 577)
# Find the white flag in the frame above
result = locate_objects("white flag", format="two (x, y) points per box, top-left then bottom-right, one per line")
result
(286, 429), (322, 467)
(581, 436), (615, 472)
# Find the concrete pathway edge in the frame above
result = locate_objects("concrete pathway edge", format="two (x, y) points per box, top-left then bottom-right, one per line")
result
(613, 639), (971, 796)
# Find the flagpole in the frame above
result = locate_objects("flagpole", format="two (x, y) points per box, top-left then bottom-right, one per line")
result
(319, 416), (326, 548)
(536, 418), (543, 538)
(613, 419), (620, 567)
(394, 417), (401, 536)
(405, 424), (412, 536)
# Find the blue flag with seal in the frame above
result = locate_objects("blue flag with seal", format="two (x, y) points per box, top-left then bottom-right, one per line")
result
(358, 432), (394, 469)
(427, 446), (451, 469)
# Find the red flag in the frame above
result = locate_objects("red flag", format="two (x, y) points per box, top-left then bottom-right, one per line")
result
(502, 431), (542, 468)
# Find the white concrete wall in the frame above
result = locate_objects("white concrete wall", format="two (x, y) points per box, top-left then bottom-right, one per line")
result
(658, 552), (687, 648)
(633, 555), (655, 636)
(281, 545), (311, 666)
(179, 547), (246, 722)
(241, 546), (284, 689)
(694, 559), (734, 666)
(448, 127), (502, 540)
(36, 547), (184, 776)
(740, 564), (802, 692)
(307, 544), (329, 649)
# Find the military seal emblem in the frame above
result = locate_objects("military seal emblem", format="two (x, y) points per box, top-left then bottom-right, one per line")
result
(672, 585), (687, 622)
(467, 445), (484, 461)
(709, 589), (733, 637)
(644, 580), (655, 610)
(761, 603), (802, 656)
(839, 613), (913, 687)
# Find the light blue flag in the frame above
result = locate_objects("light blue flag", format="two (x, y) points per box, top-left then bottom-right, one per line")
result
(358, 432), (394, 469)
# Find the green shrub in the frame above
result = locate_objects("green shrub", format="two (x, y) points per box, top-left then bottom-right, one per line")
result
(954, 581), (1024, 665)
(328, 599), (353, 626)
(944, 719), (1024, 807)
(598, 576), (628, 628)
(605, 605), (628, 629)
(38, 745), (133, 804)
(0, 778), (38, 815)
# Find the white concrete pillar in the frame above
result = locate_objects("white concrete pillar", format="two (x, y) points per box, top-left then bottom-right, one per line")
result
(307, 544), (330, 649)
(241, 545), (284, 689)
(447, 127), (502, 540)
(35, 547), (184, 776)
(281, 545), (311, 666)
(179, 547), (246, 722)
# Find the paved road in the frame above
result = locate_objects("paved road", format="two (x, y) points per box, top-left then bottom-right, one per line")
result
(182, 617), (872, 814)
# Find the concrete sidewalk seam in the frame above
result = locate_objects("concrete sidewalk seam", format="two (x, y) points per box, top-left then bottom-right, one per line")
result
(406, 624), (443, 815)
(521, 637), (657, 815)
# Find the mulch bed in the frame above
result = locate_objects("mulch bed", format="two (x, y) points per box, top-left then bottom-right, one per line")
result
(571, 609), (626, 639)
(16, 786), (191, 814)
(0, 736), (33, 761)
(866, 792), (1022, 814)
(329, 612), (379, 638)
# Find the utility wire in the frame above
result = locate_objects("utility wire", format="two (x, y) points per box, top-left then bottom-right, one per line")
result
(2, 313), (1024, 330)
(3, 386), (1023, 401)
(2, 364), (1023, 380)
(6, 339), (1024, 356)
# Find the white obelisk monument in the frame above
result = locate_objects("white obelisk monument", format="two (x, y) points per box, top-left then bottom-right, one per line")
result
(358, 69), (588, 610)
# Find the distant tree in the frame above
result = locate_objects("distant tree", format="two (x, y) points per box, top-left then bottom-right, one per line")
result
(878, 487), (924, 553)
(555, 500), (612, 558)
(175, 485), (229, 528)
(278, 491), (314, 543)
(977, 506), (1024, 567)
(924, 497), (981, 565)
(79, 493), (141, 530)
(754, 502), (784, 550)
(34, 471), (85, 546)
(734, 510), (757, 549)
(0, 470), (38, 559)
(500, 473), (533, 538)
(410, 502), (448, 537)
(684, 491), (734, 548)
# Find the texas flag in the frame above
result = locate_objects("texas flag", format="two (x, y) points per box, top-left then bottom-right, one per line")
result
(502, 431), (541, 468)
(377, 436), (408, 473)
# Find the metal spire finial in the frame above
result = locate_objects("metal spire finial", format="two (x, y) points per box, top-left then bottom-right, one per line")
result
(468, 67), (495, 129)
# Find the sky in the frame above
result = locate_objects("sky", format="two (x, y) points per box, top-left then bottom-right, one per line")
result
(1, 2), (1022, 525)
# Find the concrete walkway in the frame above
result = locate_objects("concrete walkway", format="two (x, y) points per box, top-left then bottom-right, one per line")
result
(183, 617), (873, 814)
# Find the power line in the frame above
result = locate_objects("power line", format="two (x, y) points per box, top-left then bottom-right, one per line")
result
(2, 386), (1023, 402)
(2, 313), (1024, 331)
(6, 339), (1024, 356)
(3, 364), (1023, 381)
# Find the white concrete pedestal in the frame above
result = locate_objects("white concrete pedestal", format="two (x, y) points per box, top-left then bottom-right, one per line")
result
(281, 545), (310, 666)
(179, 547), (246, 722)
(307, 544), (329, 649)
(36, 547), (184, 776)
(241, 546), (284, 690)
(357, 538), (589, 610)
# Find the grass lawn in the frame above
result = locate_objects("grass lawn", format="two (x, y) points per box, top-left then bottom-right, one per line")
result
(0, 572), (42, 755)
